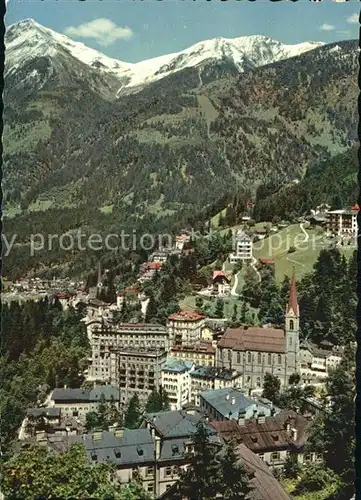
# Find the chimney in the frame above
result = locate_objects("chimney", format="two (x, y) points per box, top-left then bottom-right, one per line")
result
(155, 436), (161, 460)
(225, 394), (230, 401)
(64, 384), (67, 389)
(115, 428), (124, 439)
(238, 411), (246, 426)
(231, 397), (235, 405)
(291, 428), (298, 442)
(257, 413), (266, 424)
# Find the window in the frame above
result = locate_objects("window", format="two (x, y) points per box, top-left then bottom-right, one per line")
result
(237, 352), (241, 364)
(257, 353), (261, 364)
(166, 485), (171, 491)
(165, 466), (172, 477)
(147, 484), (154, 493)
(278, 355), (282, 365)
(72, 410), (78, 417)
(289, 337), (292, 347)
(271, 452), (280, 461)
(259, 453), (264, 461)
(228, 350), (231, 360)
(289, 320), (294, 331)
(268, 353), (272, 365)
(247, 352), (252, 363)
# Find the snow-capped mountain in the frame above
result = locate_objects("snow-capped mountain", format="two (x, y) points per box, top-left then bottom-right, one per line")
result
(6, 19), (324, 97)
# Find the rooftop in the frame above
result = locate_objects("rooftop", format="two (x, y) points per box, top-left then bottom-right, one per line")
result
(200, 388), (268, 419)
(171, 342), (215, 354)
(144, 409), (216, 439)
(211, 409), (310, 452)
(51, 385), (120, 403)
(190, 366), (240, 381)
(162, 357), (194, 374)
(168, 310), (206, 322)
(218, 326), (285, 354)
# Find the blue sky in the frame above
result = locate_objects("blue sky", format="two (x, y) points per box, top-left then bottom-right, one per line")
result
(6, 1), (360, 63)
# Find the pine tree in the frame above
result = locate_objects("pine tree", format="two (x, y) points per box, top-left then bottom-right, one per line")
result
(124, 394), (141, 429)
(218, 441), (254, 499)
(214, 298), (225, 319)
(176, 422), (221, 500)
(262, 373), (280, 403)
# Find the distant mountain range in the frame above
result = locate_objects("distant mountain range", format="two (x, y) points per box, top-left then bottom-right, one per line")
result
(6, 19), (324, 97)
(3, 20), (359, 277)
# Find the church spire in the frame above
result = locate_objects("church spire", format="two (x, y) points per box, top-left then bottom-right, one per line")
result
(287, 267), (299, 316)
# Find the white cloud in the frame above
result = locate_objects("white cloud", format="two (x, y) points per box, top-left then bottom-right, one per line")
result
(346, 13), (359, 25)
(319, 24), (335, 32)
(65, 18), (133, 47)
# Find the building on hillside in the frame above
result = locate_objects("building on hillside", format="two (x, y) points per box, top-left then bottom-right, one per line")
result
(229, 231), (253, 263)
(49, 385), (120, 421)
(210, 408), (319, 471)
(199, 387), (276, 422)
(109, 347), (167, 406)
(151, 251), (169, 264)
(211, 270), (231, 296)
(216, 269), (300, 390)
(141, 409), (221, 497)
(258, 257), (275, 267)
(190, 367), (243, 406)
(116, 286), (141, 308)
(171, 341), (216, 367)
(175, 234), (190, 251)
(299, 340), (343, 384)
(87, 323), (170, 381)
(167, 311), (206, 346)
(326, 204), (358, 239)
(161, 358), (195, 410)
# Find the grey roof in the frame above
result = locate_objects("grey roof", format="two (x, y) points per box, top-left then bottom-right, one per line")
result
(89, 385), (120, 401)
(158, 434), (221, 463)
(200, 388), (269, 419)
(26, 407), (61, 418)
(52, 388), (90, 402)
(52, 385), (120, 403)
(145, 410), (215, 438)
(68, 429), (155, 466)
(190, 366), (240, 381)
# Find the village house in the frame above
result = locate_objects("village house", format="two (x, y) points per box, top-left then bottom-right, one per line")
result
(171, 341), (216, 367)
(167, 310), (206, 346)
(49, 385), (120, 421)
(216, 269), (300, 390)
(326, 204), (358, 239)
(299, 340), (343, 385)
(229, 231), (253, 263)
(116, 286), (141, 308)
(210, 408), (319, 471)
(174, 233), (190, 251)
(189, 366), (243, 406)
(161, 358), (195, 410)
(211, 270), (231, 296)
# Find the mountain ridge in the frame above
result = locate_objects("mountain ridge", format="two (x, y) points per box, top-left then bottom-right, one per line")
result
(6, 19), (324, 96)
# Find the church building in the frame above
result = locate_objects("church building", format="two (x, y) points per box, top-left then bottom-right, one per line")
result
(216, 269), (300, 390)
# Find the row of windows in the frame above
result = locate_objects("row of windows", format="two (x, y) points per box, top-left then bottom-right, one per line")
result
(228, 351), (283, 365)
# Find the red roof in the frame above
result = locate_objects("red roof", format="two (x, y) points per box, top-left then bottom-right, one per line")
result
(259, 258), (275, 265)
(212, 270), (230, 282)
(287, 267), (299, 316)
(352, 204), (359, 212)
(168, 310), (205, 322)
(143, 261), (163, 271)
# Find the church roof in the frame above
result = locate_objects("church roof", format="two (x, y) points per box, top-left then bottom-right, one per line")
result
(287, 267), (299, 316)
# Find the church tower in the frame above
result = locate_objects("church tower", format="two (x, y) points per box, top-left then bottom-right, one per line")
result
(285, 267), (300, 378)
